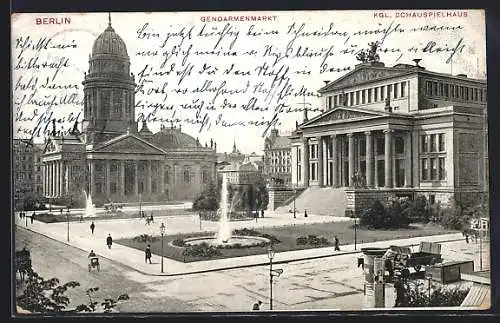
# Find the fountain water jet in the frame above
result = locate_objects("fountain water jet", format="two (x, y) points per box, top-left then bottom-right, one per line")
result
(215, 173), (231, 244)
(180, 173), (271, 248)
(83, 190), (97, 217)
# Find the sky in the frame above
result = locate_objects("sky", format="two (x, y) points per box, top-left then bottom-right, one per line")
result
(11, 10), (486, 154)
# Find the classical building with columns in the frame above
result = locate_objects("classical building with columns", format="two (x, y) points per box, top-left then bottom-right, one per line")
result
(290, 60), (488, 216)
(40, 16), (216, 205)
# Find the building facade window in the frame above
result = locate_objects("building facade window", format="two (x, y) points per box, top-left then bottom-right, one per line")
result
(401, 82), (407, 97)
(420, 133), (446, 181)
(395, 137), (405, 154)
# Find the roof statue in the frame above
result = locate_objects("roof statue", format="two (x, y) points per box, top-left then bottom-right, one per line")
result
(356, 41), (380, 63)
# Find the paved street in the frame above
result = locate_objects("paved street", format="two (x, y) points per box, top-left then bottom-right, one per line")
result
(15, 224), (489, 312)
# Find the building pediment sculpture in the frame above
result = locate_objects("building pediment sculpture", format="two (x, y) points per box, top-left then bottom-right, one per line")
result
(322, 109), (377, 122)
(95, 136), (163, 154)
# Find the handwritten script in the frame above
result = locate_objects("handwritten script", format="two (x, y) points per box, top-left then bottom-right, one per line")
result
(12, 14), (475, 143)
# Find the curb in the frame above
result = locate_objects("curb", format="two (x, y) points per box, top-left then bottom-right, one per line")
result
(16, 224), (465, 278)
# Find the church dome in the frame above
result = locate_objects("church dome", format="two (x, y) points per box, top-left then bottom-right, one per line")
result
(151, 126), (199, 149)
(91, 18), (129, 59)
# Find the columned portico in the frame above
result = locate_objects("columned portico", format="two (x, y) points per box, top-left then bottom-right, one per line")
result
(384, 129), (393, 188)
(365, 131), (373, 187)
(347, 133), (354, 187)
(331, 134), (338, 187)
(302, 138), (309, 186)
(317, 136), (324, 187)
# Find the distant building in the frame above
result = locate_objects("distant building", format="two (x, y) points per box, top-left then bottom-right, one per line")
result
(33, 144), (45, 196)
(217, 141), (246, 165)
(13, 139), (35, 210)
(264, 129), (292, 185)
(218, 161), (262, 185)
(245, 152), (263, 163)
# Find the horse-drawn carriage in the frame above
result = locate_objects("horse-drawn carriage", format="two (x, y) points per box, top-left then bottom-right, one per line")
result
(88, 257), (100, 272)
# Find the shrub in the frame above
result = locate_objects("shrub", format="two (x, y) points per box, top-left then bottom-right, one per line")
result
(182, 243), (221, 258)
(395, 283), (470, 307)
(296, 237), (308, 245)
(132, 234), (158, 243)
(172, 239), (185, 247)
(296, 235), (330, 246)
(401, 195), (431, 223)
(360, 200), (388, 229)
(360, 200), (410, 229)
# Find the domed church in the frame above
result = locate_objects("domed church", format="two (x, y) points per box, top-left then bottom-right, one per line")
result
(41, 15), (217, 204)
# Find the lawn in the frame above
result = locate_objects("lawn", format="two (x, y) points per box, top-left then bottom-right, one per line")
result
(116, 221), (457, 263)
(33, 208), (196, 224)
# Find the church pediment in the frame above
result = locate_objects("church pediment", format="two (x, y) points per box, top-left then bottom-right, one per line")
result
(319, 66), (410, 93)
(302, 107), (384, 127)
(93, 135), (165, 154)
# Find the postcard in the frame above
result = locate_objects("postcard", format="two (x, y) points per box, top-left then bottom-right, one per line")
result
(11, 9), (490, 314)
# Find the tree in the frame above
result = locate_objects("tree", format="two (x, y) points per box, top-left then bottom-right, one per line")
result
(15, 248), (32, 282)
(17, 270), (129, 314)
(192, 180), (219, 212)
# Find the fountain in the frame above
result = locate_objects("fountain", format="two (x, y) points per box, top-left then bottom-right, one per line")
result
(84, 190), (97, 218)
(180, 173), (270, 248)
(215, 173), (231, 244)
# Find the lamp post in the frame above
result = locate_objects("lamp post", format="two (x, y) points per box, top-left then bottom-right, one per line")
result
(160, 222), (166, 273)
(354, 216), (358, 250)
(66, 209), (70, 242)
(268, 245), (275, 310)
(266, 245), (284, 311)
(293, 189), (297, 218)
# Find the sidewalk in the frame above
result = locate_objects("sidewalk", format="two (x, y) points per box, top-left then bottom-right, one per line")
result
(15, 215), (462, 277)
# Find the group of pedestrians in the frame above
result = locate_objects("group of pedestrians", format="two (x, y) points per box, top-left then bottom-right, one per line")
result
(88, 221), (113, 249)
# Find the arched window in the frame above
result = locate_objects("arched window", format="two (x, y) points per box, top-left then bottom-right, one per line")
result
(184, 167), (191, 183)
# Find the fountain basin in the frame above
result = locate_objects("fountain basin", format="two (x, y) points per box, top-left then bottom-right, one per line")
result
(182, 235), (271, 248)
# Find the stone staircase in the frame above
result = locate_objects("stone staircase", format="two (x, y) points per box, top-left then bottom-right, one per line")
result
(275, 187), (346, 216)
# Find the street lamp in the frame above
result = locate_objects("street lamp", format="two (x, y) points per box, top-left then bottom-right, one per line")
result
(293, 189), (297, 218)
(354, 216), (358, 250)
(160, 222), (166, 273)
(268, 245), (275, 310)
(66, 209), (70, 242)
(267, 245), (284, 311)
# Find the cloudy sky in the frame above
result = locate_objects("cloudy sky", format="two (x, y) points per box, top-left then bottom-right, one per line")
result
(12, 10), (486, 154)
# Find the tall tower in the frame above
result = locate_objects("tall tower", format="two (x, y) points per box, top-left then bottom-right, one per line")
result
(82, 14), (137, 144)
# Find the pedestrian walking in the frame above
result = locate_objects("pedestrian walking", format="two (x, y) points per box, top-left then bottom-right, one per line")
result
(90, 221), (95, 235)
(106, 234), (113, 249)
(252, 300), (263, 311)
(80, 215), (83, 223)
(60, 208), (63, 215)
(334, 236), (340, 251)
(304, 209), (308, 218)
(18, 212), (22, 220)
(30, 213), (34, 224)
(255, 211), (258, 223)
(465, 234), (469, 244)
(261, 209), (265, 218)
(145, 244), (152, 264)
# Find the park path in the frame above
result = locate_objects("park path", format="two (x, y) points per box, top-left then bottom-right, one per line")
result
(14, 212), (463, 276)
